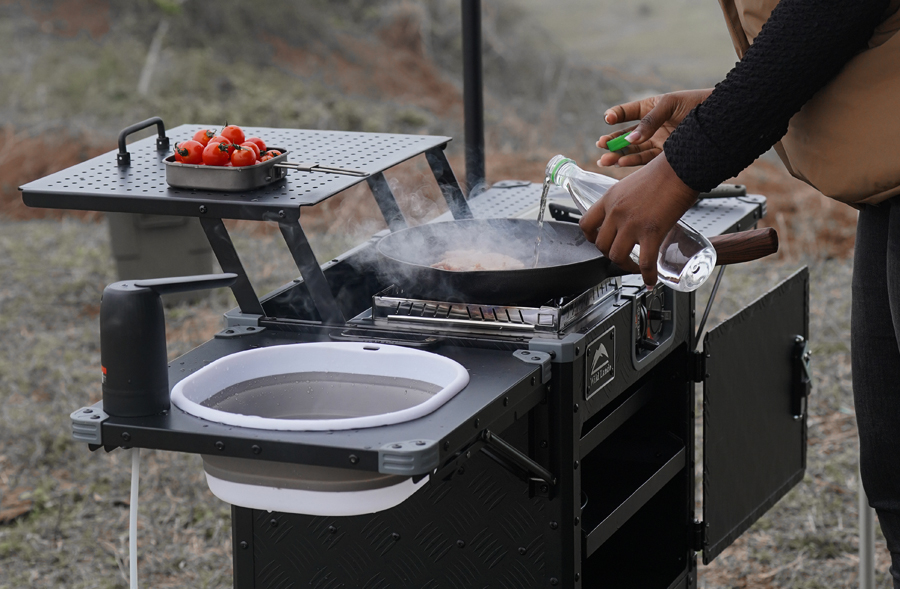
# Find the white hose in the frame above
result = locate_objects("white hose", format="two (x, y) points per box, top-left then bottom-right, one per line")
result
(130, 448), (140, 589)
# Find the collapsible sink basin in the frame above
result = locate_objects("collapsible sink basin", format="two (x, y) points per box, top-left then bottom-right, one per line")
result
(171, 341), (470, 431)
(170, 342), (469, 515)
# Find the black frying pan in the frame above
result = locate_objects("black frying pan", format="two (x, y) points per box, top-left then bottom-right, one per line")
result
(375, 218), (780, 305)
(375, 218), (620, 305)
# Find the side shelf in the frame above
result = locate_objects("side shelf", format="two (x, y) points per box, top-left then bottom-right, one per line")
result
(582, 431), (686, 557)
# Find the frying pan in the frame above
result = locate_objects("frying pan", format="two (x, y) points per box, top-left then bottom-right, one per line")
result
(376, 218), (615, 305)
(375, 218), (778, 305)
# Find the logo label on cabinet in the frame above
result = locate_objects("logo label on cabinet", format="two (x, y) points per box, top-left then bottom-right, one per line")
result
(586, 327), (615, 400)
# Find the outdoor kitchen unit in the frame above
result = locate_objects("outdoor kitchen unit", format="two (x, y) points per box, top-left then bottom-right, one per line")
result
(20, 118), (809, 588)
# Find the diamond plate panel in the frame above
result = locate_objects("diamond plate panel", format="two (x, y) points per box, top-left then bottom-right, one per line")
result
(242, 448), (551, 588)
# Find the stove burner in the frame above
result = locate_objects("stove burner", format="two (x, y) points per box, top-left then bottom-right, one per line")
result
(363, 276), (622, 337)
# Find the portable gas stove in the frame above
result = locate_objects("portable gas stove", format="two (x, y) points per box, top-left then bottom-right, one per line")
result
(21, 119), (809, 588)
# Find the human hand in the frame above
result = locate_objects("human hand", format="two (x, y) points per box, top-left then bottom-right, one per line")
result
(597, 89), (712, 167)
(579, 153), (699, 287)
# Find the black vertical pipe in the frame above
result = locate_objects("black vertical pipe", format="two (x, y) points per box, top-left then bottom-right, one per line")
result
(462, 0), (485, 195)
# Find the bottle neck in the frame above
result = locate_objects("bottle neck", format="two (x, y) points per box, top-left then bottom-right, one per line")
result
(547, 155), (578, 187)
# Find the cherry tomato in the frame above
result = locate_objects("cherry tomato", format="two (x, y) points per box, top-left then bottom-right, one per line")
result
(220, 125), (245, 146)
(231, 145), (257, 167)
(192, 129), (217, 147)
(174, 139), (204, 165)
(210, 136), (236, 154)
(240, 141), (261, 160)
(245, 136), (266, 152)
(202, 141), (231, 166)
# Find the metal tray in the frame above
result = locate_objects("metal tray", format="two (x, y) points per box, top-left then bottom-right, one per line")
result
(164, 148), (290, 192)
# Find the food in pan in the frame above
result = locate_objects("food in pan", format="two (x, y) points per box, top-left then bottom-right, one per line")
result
(430, 249), (525, 271)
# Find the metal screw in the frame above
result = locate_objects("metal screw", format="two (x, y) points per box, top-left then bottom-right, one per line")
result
(225, 329), (234, 334)
(199, 205), (207, 214)
(518, 547), (526, 555)
(91, 415), (100, 420)
(392, 444), (402, 449)
(550, 578), (559, 586)
(457, 540), (465, 548)
(465, 450), (471, 459)
(121, 432), (131, 441)
(443, 441), (450, 451)
(215, 441), (225, 451)
(473, 418), (480, 428)
(531, 376), (536, 385)
(251, 445), (261, 455)
(549, 521), (558, 530)
(503, 397), (509, 407)
(84, 409), (93, 414)
(575, 347), (581, 355)
(540, 484), (549, 494)
(391, 532), (400, 541)
(349, 454), (359, 464)
(415, 441), (426, 446)
(540, 440), (548, 448)
(574, 460), (579, 470)
(573, 404), (579, 413)
(575, 573), (581, 581)
(328, 525), (337, 534)
(270, 519), (278, 528)
(574, 516), (580, 526)
(278, 210), (285, 218)
(239, 541), (248, 550)
(457, 467), (465, 475)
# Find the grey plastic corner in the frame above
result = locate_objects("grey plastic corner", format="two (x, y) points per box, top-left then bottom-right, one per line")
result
(224, 311), (263, 328)
(512, 350), (552, 384)
(215, 325), (267, 339)
(529, 333), (585, 363)
(378, 439), (440, 475)
(71, 406), (108, 445)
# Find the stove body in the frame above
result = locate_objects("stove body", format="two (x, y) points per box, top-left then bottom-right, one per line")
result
(21, 125), (809, 588)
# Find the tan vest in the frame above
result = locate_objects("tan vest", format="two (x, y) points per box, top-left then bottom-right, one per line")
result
(717, 0), (900, 205)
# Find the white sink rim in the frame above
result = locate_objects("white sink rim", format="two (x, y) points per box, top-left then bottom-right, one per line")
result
(170, 342), (469, 431)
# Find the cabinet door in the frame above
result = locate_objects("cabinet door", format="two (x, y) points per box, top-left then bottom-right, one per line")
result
(700, 267), (809, 564)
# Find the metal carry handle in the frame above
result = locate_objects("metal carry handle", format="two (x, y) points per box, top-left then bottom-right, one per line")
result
(696, 183), (747, 199)
(274, 162), (368, 177)
(117, 116), (169, 166)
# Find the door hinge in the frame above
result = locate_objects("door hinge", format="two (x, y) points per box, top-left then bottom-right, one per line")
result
(690, 350), (708, 383)
(693, 520), (708, 552)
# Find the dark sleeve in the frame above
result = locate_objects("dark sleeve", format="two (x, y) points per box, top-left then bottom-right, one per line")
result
(664, 0), (890, 193)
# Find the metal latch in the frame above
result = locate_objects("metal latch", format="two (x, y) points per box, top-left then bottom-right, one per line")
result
(793, 335), (812, 419)
(513, 350), (552, 384)
(71, 406), (108, 445)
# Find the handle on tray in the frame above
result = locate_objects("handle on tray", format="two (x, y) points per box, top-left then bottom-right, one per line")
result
(708, 227), (778, 265)
(117, 116), (169, 166)
(275, 162), (368, 177)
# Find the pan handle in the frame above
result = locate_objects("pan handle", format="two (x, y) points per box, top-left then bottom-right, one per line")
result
(708, 227), (779, 265)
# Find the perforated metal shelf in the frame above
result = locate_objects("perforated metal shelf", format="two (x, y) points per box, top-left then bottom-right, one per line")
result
(20, 125), (452, 222)
(439, 180), (766, 237)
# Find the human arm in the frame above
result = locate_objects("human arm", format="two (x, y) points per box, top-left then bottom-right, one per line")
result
(582, 0), (891, 286)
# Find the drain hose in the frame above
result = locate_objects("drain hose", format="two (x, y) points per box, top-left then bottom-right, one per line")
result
(130, 448), (140, 589)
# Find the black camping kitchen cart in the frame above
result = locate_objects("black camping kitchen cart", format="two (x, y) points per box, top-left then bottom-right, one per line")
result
(20, 115), (810, 588)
